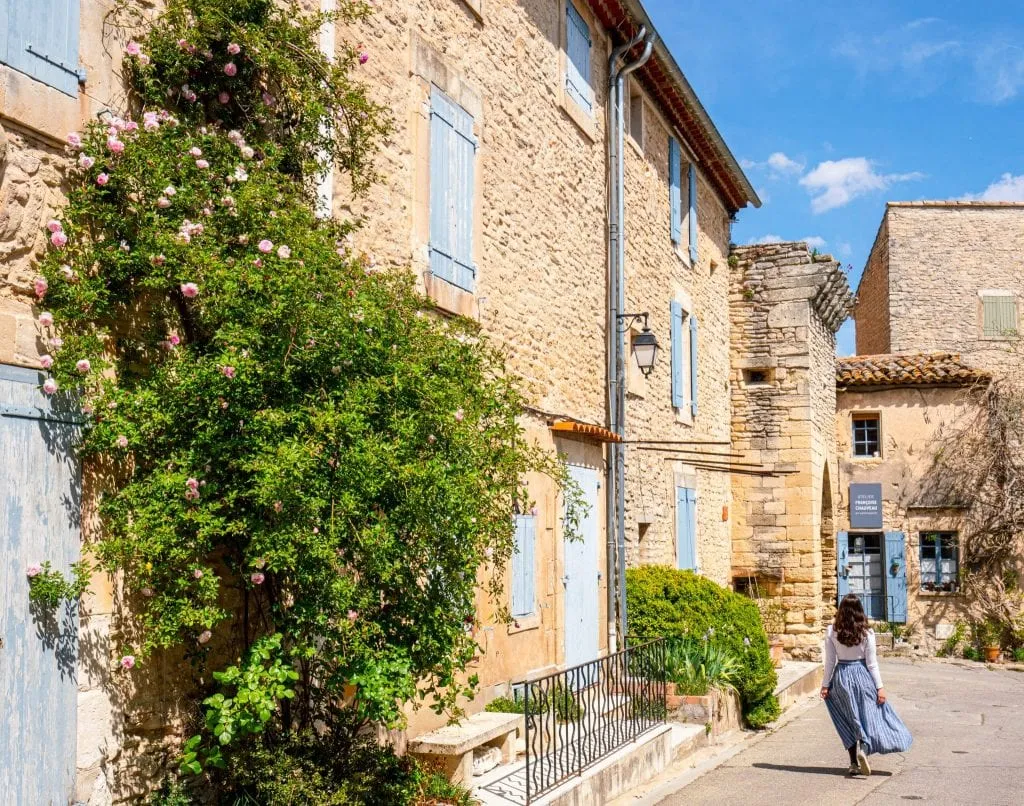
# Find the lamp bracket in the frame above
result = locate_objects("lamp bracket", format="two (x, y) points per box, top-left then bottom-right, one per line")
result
(616, 311), (649, 334)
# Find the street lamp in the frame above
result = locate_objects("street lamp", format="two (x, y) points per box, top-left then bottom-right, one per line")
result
(617, 312), (660, 377)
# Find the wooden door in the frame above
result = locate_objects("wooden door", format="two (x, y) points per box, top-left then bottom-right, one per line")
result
(563, 464), (600, 670)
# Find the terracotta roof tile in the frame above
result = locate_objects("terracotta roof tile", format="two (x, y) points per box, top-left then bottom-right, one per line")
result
(836, 353), (991, 388)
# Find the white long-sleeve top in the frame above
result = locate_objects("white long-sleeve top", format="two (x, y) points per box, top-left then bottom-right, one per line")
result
(823, 625), (883, 689)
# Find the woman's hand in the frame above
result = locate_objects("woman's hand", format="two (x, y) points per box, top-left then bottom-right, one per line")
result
(820, 687), (829, 700)
(877, 687), (887, 705)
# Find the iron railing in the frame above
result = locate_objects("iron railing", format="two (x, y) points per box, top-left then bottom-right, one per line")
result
(521, 638), (666, 803)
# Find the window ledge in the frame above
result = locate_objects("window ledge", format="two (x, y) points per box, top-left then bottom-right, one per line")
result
(559, 91), (597, 143)
(424, 272), (478, 319)
(508, 614), (541, 634)
(851, 456), (884, 463)
(674, 245), (693, 268)
(919, 590), (963, 599)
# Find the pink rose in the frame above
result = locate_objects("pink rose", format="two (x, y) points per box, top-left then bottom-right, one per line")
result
(151, 254), (166, 266)
(123, 120), (139, 132)
(195, 159), (209, 169)
(262, 91), (275, 107)
(47, 220), (63, 233)
(107, 136), (125, 154)
(141, 587), (153, 597)
(227, 43), (241, 55)
(258, 239), (273, 254)
(33, 277), (48, 298)
(67, 132), (82, 148)
(455, 408), (465, 422)
(39, 355), (54, 369)
(96, 173), (110, 186)
(186, 477), (200, 490)
(189, 147), (202, 157)
(42, 378), (58, 395)
(220, 365), (236, 379)
(198, 630), (212, 644)
(76, 359), (91, 374)
(60, 265), (74, 280)
(181, 283), (199, 299)
(169, 334), (181, 346)
(250, 572), (265, 585)
(26, 563), (43, 578)
(164, 185), (177, 196)
(50, 337), (63, 349)
(116, 435), (129, 448)
(78, 154), (95, 169)
(240, 146), (254, 160)
(359, 51), (369, 65)
(223, 62), (237, 77)
(157, 197), (170, 208)
(143, 111), (159, 130)
(218, 91), (230, 104)
(276, 245), (291, 259)
(39, 312), (54, 327)
(50, 231), (68, 248)
(347, 609), (358, 623)
(125, 41), (141, 56)
(193, 568), (203, 579)
(120, 655), (135, 670)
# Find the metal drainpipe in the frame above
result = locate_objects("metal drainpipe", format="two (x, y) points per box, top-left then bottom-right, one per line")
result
(606, 29), (652, 653)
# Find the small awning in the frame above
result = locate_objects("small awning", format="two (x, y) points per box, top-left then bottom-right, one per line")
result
(549, 420), (621, 443)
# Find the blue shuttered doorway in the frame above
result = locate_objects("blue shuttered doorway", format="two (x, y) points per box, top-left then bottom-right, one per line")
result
(0, 364), (80, 804)
(563, 465), (600, 670)
(675, 487), (697, 571)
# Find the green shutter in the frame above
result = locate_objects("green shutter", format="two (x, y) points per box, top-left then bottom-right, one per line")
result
(983, 295), (1017, 337)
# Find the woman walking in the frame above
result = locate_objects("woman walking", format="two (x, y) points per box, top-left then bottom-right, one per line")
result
(821, 594), (912, 776)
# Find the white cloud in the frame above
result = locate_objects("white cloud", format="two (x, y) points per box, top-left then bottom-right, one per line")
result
(748, 234), (784, 245)
(799, 157), (925, 214)
(802, 236), (828, 250)
(756, 186), (771, 204)
(838, 242), (853, 259)
(766, 152), (804, 175)
(974, 44), (1024, 103)
(961, 173), (1024, 201)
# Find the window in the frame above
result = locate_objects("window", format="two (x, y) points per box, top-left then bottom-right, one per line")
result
(852, 414), (880, 457)
(511, 514), (537, 617)
(565, 2), (593, 115)
(920, 532), (958, 592)
(743, 368), (773, 386)
(1, 0), (83, 96)
(670, 301), (699, 417)
(428, 87), (477, 292)
(627, 81), (644, 146)
(668, 138), (698, 262)
(981, 293), (1017, 338)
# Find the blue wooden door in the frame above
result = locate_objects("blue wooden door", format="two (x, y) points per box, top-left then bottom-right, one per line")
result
(0, 364), (80, 804)
(563, 465), (600, 670)
(676, 487), (697, 571)
(885, 531), (908, 624)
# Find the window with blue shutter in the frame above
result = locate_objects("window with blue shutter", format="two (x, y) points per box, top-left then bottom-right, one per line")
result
(511, 514), (536, 617)
(669, 138), (682, 245)
(429, 87), (477, 292)
(884, 531), (908, 624)
(565, 2), (593, 114)
(836, 530), (851, 604)
(670, 301), (684, 409)
(688, 164), (699, 264)
(689, 314), (699, 418)
(2, 0), (83, 96)
(981, 294), (1017, 337)
(676, 487), (697, 571)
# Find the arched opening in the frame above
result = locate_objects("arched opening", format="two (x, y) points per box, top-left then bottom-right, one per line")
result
(820, 462), (837, 618)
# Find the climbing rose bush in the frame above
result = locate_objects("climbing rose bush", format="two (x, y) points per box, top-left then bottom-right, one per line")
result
(31, 0), (577, 763)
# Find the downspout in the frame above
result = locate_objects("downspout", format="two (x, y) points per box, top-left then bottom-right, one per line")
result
(607, 29), (652, 653)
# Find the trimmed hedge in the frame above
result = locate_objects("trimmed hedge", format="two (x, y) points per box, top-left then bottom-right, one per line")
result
(626, 566), (780, 728)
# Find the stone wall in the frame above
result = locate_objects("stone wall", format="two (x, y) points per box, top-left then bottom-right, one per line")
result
(855, 202), (1024, 373)
(854, 214), (890, 355)
(729, 242), (851, 659)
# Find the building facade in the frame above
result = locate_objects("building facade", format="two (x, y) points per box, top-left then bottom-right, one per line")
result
(834, 353), (989, 652)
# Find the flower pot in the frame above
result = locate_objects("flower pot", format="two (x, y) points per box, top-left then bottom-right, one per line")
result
(984, 645), (1001, 663)
(769, 638), (785, 668)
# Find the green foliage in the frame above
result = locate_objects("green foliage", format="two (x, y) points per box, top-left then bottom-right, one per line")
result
(1013, 647), (1024, 663)
(937, 621), (966, 657)
(485, 696), (523, 715)
(975, 618), (1002, 647)
(214, 732), (473, 805)
(744, 696), (781, 729)
(146, 777), (194, 806)
(483, 686), (583, 722)
(663, 638), (742, 696)
(33, 0), (577, 780)
(27, 560), (91, 608)
(963, 646), (981, 662)
(626, 566), (779, 726)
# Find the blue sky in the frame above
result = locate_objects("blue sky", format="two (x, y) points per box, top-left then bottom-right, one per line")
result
(645, 0), (1024, 355)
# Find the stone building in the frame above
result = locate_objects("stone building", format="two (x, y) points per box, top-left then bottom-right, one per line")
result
(728, 242), (853, 658)
(856, 201), (1024, 373)
(331, 0), (759, 733)
(834, 353), (990, 652)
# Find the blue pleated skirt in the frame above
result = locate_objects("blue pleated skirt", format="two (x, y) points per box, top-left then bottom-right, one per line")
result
(825, 660), (913, 755)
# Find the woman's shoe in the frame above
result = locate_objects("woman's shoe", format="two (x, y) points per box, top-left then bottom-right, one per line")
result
(856, 742), (871, 776)
(847, 764), (861, 776)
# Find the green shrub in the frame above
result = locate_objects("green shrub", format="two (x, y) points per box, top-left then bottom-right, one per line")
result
(963, 646), (981, 662)
(484, 685), (583, 722)
(627, 566), (779, 726)
(147, 778), (194, 806)
(664, 638), (742, 696)
(1013, 647), (1024, 663)
(938, 621), (966, 657)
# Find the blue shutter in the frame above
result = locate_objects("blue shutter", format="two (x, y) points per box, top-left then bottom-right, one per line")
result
(688, 163), (698, 264)
(669, 138), (681, 244)
(676, 487), (697, 571)
(3, 0), (82, 96)
(689, 314), (699, 418)
(565, 2), (593, 114)
(512, 515), (536, 617)
(885, 531), (908, 624)
(429, 87), (476, 292)
(670, 301), (684, 409)
(837, 530), (850, 603)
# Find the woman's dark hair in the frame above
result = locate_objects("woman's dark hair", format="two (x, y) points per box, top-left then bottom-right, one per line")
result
(834, 594), (869, 647)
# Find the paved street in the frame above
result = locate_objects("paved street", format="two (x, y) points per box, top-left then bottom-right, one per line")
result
(658, 659), (1024, 806)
